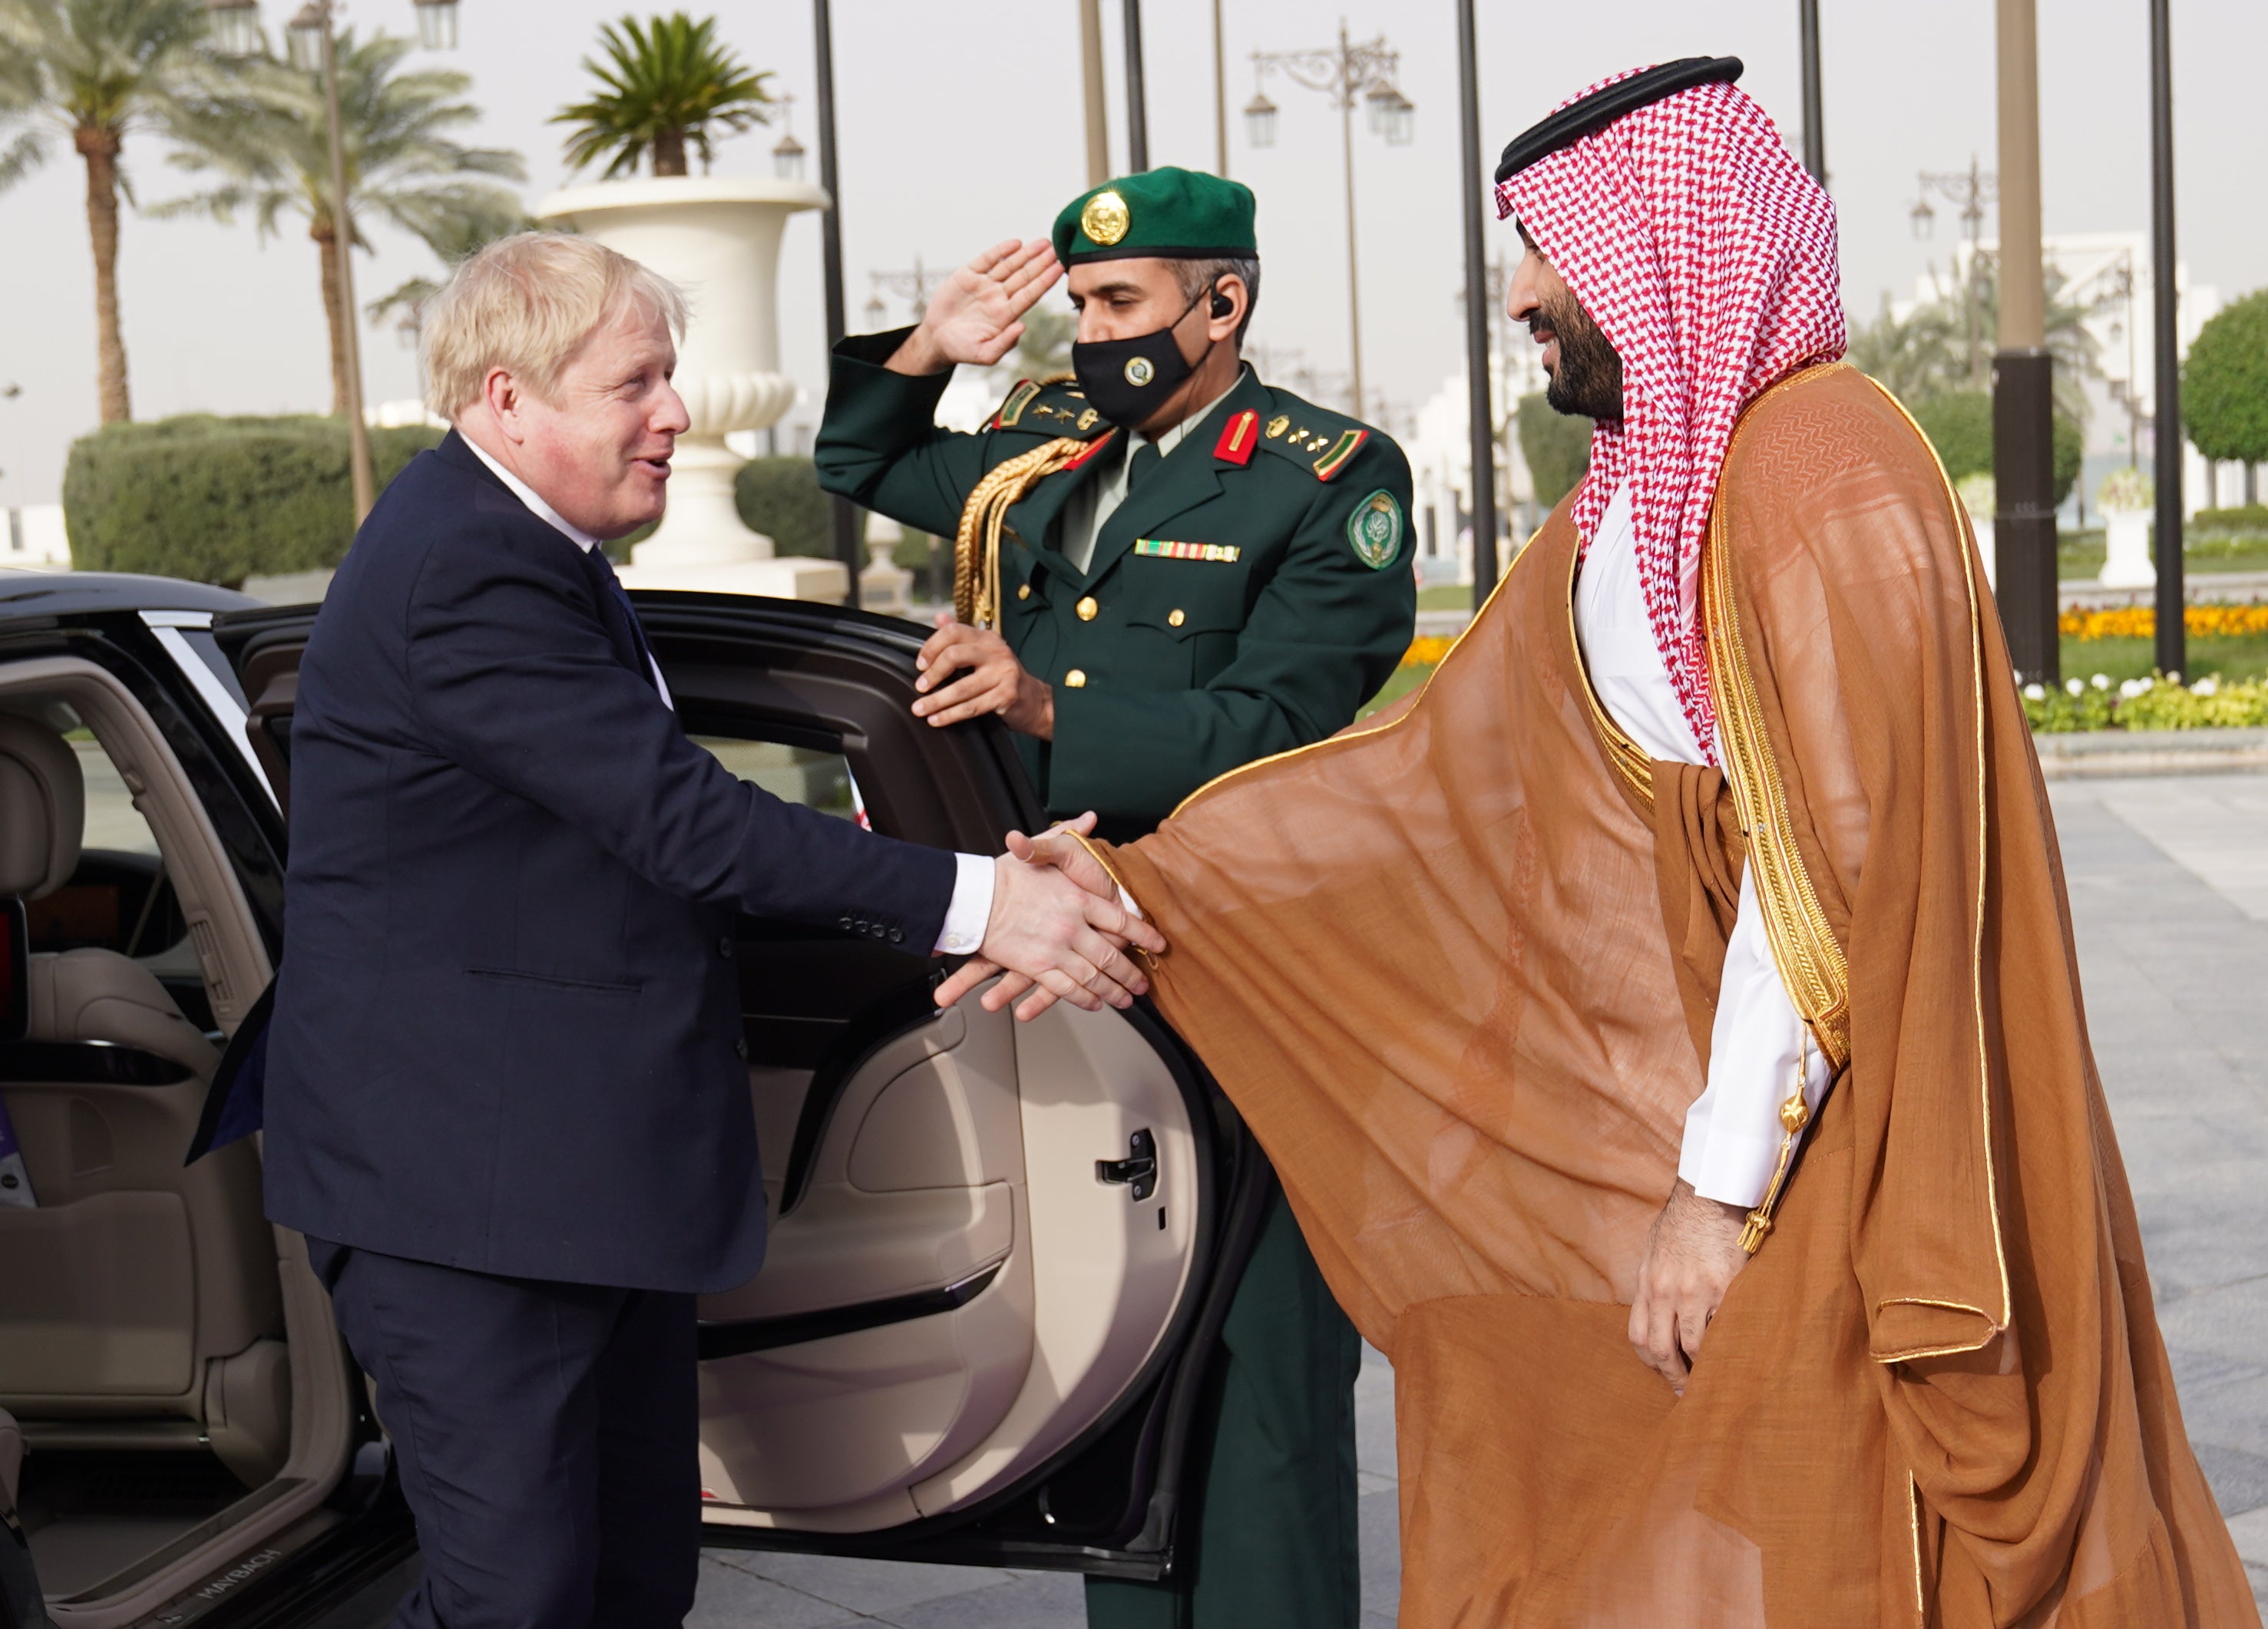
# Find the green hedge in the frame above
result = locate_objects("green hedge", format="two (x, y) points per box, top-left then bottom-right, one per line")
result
(63, 415), (443, 588)
(2195, 505), (2268, 537)
(1908, 388), (2082, 507)
(735, 456), (834, 559)
(1516, 392), (1592, 511)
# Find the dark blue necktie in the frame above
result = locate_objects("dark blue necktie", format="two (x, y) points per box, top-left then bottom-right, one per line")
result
(582, 546), (660, 694)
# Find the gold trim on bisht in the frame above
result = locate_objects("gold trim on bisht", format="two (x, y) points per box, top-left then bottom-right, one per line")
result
(954, 437), (1089, 628)
(1700, 365), (1856, 1254)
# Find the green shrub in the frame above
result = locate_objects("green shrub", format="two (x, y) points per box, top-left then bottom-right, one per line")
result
(734, 456), (833, 559)
(64, 414), (441, 588)
(2022, 671), (2268, 732)
(1516, 392), (1591, 511)
(2195, 504), (2268, 537)
(2184, 289), (2268, 471)
(1910, 388), (2083, 507)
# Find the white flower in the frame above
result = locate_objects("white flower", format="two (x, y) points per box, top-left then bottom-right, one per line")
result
(2167, 670), (2183, 686)
(2091, 672), (2112, 690)
(2065, 677), (2085, 696)
(2120, 679), (2147, 699)
(2195, 676), (2220, 697)
(2024, 682), (2045, 701)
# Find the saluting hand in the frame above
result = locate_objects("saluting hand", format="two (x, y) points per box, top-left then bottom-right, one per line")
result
(887, 239), (1063, 376)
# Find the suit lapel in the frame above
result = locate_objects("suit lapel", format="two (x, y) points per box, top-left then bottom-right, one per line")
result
(1007, 430), (1121, 590)
(1077, 370), (1268, 590)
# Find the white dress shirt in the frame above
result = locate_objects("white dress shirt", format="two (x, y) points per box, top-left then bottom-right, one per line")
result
(1055, 371), (1247, 573)
(1572, 483), (1832, 1208)
(462, 434), (996, 957)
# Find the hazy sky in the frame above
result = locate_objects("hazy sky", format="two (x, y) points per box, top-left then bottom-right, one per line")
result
(2, 0), (2263, 508)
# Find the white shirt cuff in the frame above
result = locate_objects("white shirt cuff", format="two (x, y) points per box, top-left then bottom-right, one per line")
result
(934, 852), (994, 956)
(1677, 867), (1833, 1208)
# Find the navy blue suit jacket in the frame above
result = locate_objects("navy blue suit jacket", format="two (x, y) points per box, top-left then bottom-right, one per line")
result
(261, 433), (957, 1293)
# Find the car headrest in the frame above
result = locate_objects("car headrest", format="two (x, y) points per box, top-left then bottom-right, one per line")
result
(0, 715), (84, 900)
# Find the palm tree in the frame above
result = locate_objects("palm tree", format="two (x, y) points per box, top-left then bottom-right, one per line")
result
(0, 0), (221, 424)
(157, 30), (524, 417)
(554, 12), (772, 180)
(1850, 263), (2103, 428)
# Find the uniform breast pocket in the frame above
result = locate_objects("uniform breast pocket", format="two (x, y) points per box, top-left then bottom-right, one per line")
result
(1122, 557), (1250, 689)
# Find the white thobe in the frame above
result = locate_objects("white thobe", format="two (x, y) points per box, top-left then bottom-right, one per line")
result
(1572, 483), (1833, 1208)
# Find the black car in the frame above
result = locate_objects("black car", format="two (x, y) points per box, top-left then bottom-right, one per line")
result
(0, 570), (1272, 1629)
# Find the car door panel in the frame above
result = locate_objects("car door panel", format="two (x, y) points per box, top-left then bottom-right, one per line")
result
(210, 594), (1240, 1578)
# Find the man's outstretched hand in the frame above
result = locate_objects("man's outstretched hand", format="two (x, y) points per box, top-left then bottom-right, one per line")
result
(886, 239), (1063, 377)
(937, 814), (1158, 1021)
(1628, 1178), (1752, 1395)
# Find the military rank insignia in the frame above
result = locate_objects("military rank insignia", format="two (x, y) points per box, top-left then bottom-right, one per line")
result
(1347, 490), (1404, 570)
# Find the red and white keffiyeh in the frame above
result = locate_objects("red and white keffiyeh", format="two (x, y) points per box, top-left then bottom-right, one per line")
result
(1495, 70), (1845, 753)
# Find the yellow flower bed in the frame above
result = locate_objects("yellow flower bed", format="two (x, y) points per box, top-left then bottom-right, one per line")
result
(1400, 633), (1460, 669)
(2060, 602), (2268, 640)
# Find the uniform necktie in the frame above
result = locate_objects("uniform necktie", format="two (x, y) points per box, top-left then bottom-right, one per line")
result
(1128, 440), (1162, 491)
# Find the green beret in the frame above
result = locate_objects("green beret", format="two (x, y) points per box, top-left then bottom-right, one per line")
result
(1052, 167), (1258, 266)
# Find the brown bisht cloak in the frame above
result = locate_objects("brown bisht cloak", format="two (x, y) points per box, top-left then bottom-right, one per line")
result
(1091, 364), (2255, 1626)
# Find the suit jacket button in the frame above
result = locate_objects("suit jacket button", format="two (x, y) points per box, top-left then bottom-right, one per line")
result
(839, 915), (854, 930)
(889, 927), (905, 944)
(718, 937), (736, 959)
(1064, 668), (1088, 688)
(1076, 596), (1099, 621)
(1017, 583), (1033, 601)
(1168, 608), (1186, 627)
(734, 1038), (750, 1061)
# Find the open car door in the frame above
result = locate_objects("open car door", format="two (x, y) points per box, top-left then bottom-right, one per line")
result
(212, 593), (1269, 1581)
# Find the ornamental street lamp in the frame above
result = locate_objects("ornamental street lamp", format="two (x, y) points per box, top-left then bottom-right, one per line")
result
(770, 91), (806, 182)
(206, 0), (461, 524)
(205, 0), (262, 55)
(1247, 23), (1413, 419)
(1912, 156), (1999, 385)
(868, 257), (947, 325)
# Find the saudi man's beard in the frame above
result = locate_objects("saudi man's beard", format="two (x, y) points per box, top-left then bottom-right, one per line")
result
(1532, 290), (1625, 422)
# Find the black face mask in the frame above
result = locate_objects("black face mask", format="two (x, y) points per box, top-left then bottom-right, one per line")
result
(1071, 286), (1212, 428)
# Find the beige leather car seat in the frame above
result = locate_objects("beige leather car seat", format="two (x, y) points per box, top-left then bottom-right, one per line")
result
(0, 717), (289, 1485)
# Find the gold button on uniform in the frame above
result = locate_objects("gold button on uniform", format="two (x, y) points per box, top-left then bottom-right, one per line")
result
(1017, 583), (1032, 601)
(1168, 608), (1186, 628)
(1063, 669), (1088, 689)
(1076, 596), (1099, 621)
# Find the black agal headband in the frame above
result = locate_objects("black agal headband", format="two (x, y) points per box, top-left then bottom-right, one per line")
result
(1494, 56), (1745, 185)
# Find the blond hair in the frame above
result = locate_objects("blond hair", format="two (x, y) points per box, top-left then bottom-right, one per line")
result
(420, 231), (690, 418)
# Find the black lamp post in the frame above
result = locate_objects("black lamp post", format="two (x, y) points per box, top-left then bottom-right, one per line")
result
(1454, 0), (1497, 603)
(2150, 0), (2184, 679)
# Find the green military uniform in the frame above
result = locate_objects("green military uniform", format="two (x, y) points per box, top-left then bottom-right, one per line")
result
(815, 168), (1412, 1629)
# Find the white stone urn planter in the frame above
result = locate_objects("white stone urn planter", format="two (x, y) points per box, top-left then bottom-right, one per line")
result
(2098, 468), (2156, 589)
(537, 176), (848, 603)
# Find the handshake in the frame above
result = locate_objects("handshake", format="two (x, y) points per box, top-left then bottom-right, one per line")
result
(940, 814), (1161, 1022)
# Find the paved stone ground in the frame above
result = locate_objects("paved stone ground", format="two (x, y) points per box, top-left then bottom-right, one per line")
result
(688, 773), (2268, 1625)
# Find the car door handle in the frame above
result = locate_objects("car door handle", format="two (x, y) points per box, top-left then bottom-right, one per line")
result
(1096, 1128), (1158, 1202)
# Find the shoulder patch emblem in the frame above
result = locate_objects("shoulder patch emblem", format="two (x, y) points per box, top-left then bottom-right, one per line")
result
(995, 379), (1041, 428)
(1265, 414), (1291, 439)
(1313, 428), (1369, 481)
(1347, 489), (1403, 570)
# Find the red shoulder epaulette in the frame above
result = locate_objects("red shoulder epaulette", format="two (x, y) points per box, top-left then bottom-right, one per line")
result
(1213, 408), (1259, 466)
(1062, 428), (1119, 471)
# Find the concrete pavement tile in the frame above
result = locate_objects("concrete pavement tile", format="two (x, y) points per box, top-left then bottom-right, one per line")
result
(2168, 1346), (2268, 1398)
(1356, 1351), (1397, 1485)
(1364, 1614), (1400, 1629)
(692, 1553), (868, 1627)
(1360, 1485), (1402, 1619)
(2227, 1505), (2268, 1565)
(2193, 1442), (2268, 1517)
(728, 1550), (1019, 1615)
(882, 1570), (1086, 1629)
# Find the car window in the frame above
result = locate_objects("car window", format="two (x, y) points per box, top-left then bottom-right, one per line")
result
(689, 737), (858, 822)
(72, 732), (160, 856)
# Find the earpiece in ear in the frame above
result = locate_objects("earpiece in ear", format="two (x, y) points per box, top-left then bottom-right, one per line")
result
(1210, 284), (1234, 320)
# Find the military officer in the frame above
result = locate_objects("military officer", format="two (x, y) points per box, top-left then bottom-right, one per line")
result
(815, 167), (1413, 1629)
